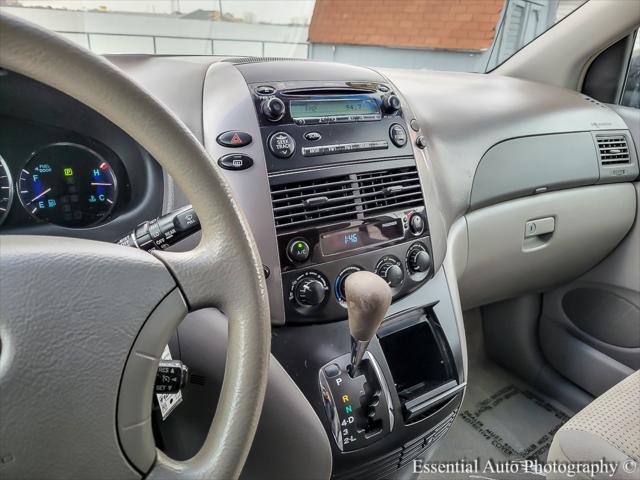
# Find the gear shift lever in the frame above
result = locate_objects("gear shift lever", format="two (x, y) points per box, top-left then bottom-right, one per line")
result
(344, 271), (392, 374)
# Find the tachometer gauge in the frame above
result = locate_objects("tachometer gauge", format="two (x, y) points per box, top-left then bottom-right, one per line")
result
(18, 143), (117, 227)
(0, 154), (14, 226)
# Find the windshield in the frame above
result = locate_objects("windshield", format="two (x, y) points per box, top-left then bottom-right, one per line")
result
(1, 0), (587, 72)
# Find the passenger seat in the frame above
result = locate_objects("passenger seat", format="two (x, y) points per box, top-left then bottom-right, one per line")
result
(547, 370), (639, 479)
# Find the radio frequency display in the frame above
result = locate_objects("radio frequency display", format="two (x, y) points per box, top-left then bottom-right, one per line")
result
(290, 99), (379, 119)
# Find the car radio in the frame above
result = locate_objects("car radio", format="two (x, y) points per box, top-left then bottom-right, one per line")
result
(249, 81), (415, 172)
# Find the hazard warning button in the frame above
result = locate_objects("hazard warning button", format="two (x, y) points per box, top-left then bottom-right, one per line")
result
(216, 130), (252, 148)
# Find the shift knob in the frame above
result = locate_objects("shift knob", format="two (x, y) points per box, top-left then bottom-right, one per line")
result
(345, 271), (392, 373)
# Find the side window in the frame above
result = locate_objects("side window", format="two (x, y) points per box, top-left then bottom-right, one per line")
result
(621, 32), (640, 109)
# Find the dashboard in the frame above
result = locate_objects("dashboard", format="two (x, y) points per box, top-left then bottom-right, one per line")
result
(1, 55), (638, 480)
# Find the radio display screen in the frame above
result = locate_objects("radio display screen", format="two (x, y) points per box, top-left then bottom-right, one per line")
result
(320, 219), (403, 255)
(290, 99), (379, 119)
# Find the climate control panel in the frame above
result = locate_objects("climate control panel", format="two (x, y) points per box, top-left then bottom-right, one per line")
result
(282, 239), (432, 324)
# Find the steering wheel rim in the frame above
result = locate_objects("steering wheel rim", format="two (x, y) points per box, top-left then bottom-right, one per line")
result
(0, 13), (270, 480)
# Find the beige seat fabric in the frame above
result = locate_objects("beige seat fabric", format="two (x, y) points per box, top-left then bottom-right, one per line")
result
(547, 370), (640, 479)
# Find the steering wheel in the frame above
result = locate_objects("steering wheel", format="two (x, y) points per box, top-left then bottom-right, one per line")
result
(0, 13), (270, 480)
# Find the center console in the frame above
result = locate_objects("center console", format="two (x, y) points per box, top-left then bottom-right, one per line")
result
(240, 64), (465, 478)
(250, 79), (435, 324)
(158, 60), (466, 480)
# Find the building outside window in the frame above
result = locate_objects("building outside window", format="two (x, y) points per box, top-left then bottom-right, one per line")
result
(0, 0), (586, 72)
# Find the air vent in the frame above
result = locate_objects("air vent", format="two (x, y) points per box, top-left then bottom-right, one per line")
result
(597, 135), (630, 165)
(356, 168), (424, 215)
(270, 166), (424, 233)
(271, 175), (358, 232)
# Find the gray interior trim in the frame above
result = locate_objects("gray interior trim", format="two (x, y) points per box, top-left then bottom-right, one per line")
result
(456, 184), (636, 309)
(105, 55), (211, 143)
(118, 288), (188, 471)
(580, 182), (640, 293)
(540, 309), (635, 398)
(201, 62), (286, 324)
(383, 76), (449, 272)
(381, 68), (628, 230)
(443, 218), (470, 384)
(482, 295), (593, 413)
(470, 132), (600, 210)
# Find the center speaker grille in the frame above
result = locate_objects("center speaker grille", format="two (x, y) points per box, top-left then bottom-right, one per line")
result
(270, 166), (424, 233)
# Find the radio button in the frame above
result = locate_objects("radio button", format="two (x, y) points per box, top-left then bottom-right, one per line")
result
(389, 124), (408, 147)
(382, 94), (401, 113)
(304, 132), (322, 142)
(262, 97), (286, 122)
(269, 132), (296, 158)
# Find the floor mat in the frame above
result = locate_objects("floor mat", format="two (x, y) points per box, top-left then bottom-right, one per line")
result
(459, 383), (570, 461)
(417, 310), (574, 480)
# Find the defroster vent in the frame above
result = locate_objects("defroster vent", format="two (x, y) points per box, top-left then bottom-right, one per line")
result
(271, 166), (424, 233)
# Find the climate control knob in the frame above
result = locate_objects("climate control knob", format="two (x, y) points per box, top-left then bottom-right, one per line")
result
(408, 245), (431, 274)
(375, 256), (404, 288)
(294, 277), (327, 307)
(262, 97), (286, 122)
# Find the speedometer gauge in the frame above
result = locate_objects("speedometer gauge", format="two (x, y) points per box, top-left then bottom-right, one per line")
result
(0, 154), (14, 226)
(18, 143), (117, 227)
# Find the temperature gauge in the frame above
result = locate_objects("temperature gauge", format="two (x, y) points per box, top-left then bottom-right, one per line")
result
(18, 142), (117, 227)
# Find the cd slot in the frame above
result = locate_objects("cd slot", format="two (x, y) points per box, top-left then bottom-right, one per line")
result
(282, 87), (376, 96)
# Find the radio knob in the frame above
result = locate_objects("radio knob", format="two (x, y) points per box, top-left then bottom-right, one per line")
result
(376, 261), (404, 288)
(295, 278), (326, 307)
(408, 247), (431, 274)
(262, 97), (286, 122)
(382, 94), (401, 113)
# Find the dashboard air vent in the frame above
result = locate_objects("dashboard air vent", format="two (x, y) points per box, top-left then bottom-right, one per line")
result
(271, 166), (424, 233)
(596, 135), (630, 165)
(271, 175), (358, 232)
(356, 167), (424, 215)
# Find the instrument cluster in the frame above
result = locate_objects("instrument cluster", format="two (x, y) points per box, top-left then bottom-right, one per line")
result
(0, 139), (125, 229)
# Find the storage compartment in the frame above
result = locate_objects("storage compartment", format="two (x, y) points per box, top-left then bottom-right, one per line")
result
(378, 309), (458, 423)
(458, 184), (636, 309)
